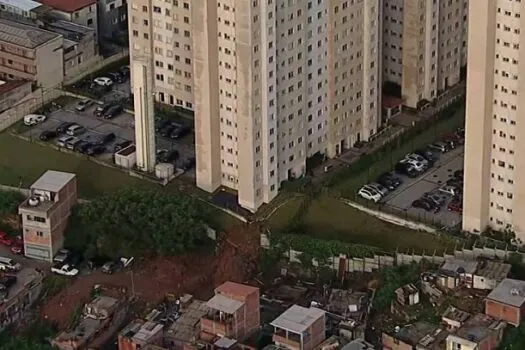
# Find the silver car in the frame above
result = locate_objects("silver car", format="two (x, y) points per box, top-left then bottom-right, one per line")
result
(66, 124), (86, 136)
(57, 135), (74, 148)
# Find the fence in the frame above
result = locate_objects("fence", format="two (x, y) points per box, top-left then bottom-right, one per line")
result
(63, 50), (129, 85)
(0, 87), (63, 133)
(261, 232), (525, 274)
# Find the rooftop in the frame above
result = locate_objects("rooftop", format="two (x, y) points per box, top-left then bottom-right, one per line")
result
(271, 305), (325, 334)
(442, 306), (471, 324)
(216, 281), (259, 298)
(439, 258), (478, 276)
(166, 299), (209, 342)
(486, 278), (525, 307)
(31, 170), (75, 192)
(476, 261), (511, 281)
(120, 319), (163, 343)
(36, 0), (96, 12)
(0, 0), (43, 12)
(390, 321), (439, 346)
(44, 20), (93, 41)
(341, 339), (375, 350)
(327, 289), (369, 318)
(0, 268), (43, 313)
(214, 337), (237, 349)
(448, 313), (505, 345)
(0, 79), (30, 95)
(206, 294), (244, 314)
(0, 18), (60, 48)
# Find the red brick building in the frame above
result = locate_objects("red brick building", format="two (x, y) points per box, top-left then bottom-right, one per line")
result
(485, 278), (525, 326)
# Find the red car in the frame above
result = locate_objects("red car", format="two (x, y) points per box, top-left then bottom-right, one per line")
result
(448, 200), (463, 213)
(0, 232), (13, 246)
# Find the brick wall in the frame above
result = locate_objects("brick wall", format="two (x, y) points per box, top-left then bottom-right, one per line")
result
(485, 299), (520, 326)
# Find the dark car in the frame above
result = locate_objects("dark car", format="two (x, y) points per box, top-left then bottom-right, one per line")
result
(454, 169), (464, 179)
(39, 130), (58, 141)
(56, 122), (76, 134)
(395, 162), (419, 178)
(94, 103), (114, 117)
(75, 140), (93, 153)
(414, 149), (438, 165)
(107, 72), (123, 84)
(157, 149), (179, 163)
(448, 199), (463, 213)
(170, 125), (191, 139)
(181, 157), (196, 171)
(412, 198), (438, 212)
(446, 178), (463, 188)
(87, 145), (106, 156)
(119, 65), (130, 77)
(114, 140), (132, 153)
(160, 125), (176, 137)
(101, 261), (121, 274)
(377, 172), (401, 190)
(103, 104), (123, 119)
(93, 132), (116, 145)
(156, 119), (172, 132)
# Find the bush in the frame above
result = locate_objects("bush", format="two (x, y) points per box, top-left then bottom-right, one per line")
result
(0, 190), (23, 216)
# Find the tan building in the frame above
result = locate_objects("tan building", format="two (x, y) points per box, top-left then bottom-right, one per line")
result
(0, 79), (32, 113)
(128, 0), (381, 212)
(445, 313), (506, 350)
(271, 305), (325, 350)
(462, 0), (525, 236)
(0, 18), (63, 88)
(382, 0), (468, 108)
(18, 170), (77, 261)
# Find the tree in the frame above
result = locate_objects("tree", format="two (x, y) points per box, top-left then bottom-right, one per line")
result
(373, 263), (420, 311)
(498, 322), (525, 349)
(64, 188), (211, 258)
(0, 190), (24, 216)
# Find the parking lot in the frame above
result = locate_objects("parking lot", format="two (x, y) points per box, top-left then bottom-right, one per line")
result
(22, 98), (196, 177)
(382, 147), (464, 228)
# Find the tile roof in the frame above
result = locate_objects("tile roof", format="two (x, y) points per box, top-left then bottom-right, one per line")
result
(0, 18), (60, 48)
(216, 281), (259, 298)
(37, 0), (96, 13)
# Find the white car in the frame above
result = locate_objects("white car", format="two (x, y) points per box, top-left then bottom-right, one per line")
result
(405, 153), (428, 165)
(365, 183), (389, 196)
(57, 135), (74, 148)
(402, 158), (426, 172)
(358, 187), (382, 203)
(51, 264), (79, 277)
(93, 77), (113, 86)
(23, 114), (46, 126)
(438, 185), (460, 197)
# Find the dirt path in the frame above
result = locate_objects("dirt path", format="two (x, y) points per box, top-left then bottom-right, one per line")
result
(40, 224), (260, 328)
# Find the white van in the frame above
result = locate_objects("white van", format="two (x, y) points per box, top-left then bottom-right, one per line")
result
(0, 257), (21, 271)
(23, 114), (46, 126)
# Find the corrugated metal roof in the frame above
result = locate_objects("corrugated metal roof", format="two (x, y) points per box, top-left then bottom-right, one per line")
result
(271, 305), (325, 334)
(30, 170), (75, 192)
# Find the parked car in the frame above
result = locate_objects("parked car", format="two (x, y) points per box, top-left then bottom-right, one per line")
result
(377, 172), (402, 190)
(93, 132), (116, 145)
(57, 135), (75, 148)
(75, 99), (93, 112)
(404, 153), (429, 166)
(87, 145), (106, 156)
(156, 119), (172, 132)
(75, 140), (93, 153)
(181, 157), (196, 171)
(0, 257), (21, 272)
(446, 178), (463, 188)
(94, 102), (114, 117)
(441, 138), (456, 150)
(364, 183), (389, 196)
(448, 199), (463, 212)
(0, 232), (13, 246)
(160, 125), (176, 137)
(107, 72), (123, 84)
(114, 140), (132, 153)
(423, 192), (447, 206)
(170, 125), (191, 139)
(119, 65), (130, 77)
(103, 104), (123, 119)
(395, 162), (419, 177)
(428, 142), (449, 153)
(401, 158), (427, 172)
(51, 263), (79, 277)
(56, 122), (75, 134)
(10, 243), (23, 255)
(101, 261), (121, 274)
(66, 124), (86, 136)
(39, 130), (58, 141)
(53, 249), (71, 264)
(66, 137), (81, 150)
(23, 114), (46, 126)
(414, 149), (438, 165)
(358, 187), (382, 202)
(93, 77), (113, 86)
(454, 169), (464, 179)
(412, 198), (439, 212)
(157, 149), (179, 163)
(439, 185), (461, 197)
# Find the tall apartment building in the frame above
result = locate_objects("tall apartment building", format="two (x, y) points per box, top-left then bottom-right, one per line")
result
(462, 0), (525, 237)
(129, 0), (381, 212)
(382, 0), (468, 108)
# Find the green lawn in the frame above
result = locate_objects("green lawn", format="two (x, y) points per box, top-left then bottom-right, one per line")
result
(334, 109), (465, 197)
(0, 132), (238, 231)
(267, 196), (306, 231)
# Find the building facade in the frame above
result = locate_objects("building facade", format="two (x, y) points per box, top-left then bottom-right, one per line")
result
(462, 0), (525, 236)
(382, 0), (468, 108)
(98, 0), (128, 40)
(0, 18), (63, 87)
(18, 170), (77, 261)
(128, 0), (381, 212)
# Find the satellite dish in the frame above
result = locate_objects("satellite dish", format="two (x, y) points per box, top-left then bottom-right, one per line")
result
(28, 197), (39, 206)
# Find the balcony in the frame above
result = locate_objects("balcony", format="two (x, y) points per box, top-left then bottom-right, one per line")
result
(200, 316), (234, 337)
